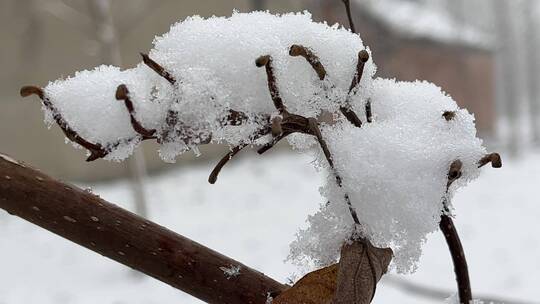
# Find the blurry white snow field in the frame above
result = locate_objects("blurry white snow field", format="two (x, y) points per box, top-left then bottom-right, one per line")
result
(1, 151), (539, 304)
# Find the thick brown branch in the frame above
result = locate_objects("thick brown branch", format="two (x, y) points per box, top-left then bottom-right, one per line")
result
(115, 84), (157, 139)
(20, 86), (109, 161)
(289, 45), (327, 80)
(0, 154), (286, 303)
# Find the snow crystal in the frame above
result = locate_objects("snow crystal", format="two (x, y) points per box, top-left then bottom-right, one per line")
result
(219, 264), (241, 279)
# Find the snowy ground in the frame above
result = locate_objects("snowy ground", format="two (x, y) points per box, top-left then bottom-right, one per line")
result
(1, 149), (539, 304)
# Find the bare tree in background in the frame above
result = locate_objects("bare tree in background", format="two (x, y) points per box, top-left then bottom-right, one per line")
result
(87, 0), (149, 218)
(524, 0), (540, 144)
(15, 0), (43, 81)
(251, 0), (265, 11)
(493, 0), (521, 155)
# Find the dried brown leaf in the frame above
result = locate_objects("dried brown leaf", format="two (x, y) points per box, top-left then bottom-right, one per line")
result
(273, 240), (393, 304)
(273, 264), (338, 304)
(332, 240), (393, 304)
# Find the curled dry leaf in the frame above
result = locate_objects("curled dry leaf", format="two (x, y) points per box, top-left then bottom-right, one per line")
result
(273, 240), (392, 304)
(332, 240), (393, 304)
(273, 264), (339, 304)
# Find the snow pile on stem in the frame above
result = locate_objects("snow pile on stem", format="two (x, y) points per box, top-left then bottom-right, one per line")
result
(36, 11), (488, 273)
(288, 79), (486, 273)
(42, 11), (373, 161)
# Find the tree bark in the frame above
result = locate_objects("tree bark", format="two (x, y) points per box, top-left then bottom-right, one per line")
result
(0, 153), (286, 304)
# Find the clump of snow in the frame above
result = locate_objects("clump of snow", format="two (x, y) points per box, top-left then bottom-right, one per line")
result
(38, 11), (490, 274)
(42, 11), (373, 162)
(289, 79), (486, 273)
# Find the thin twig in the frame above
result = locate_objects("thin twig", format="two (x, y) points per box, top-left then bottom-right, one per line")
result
(140, 52), (175, 84)
(308, 118), (360, 225)
(478, 153), (502, 168)
(365, 99), (373, 123)
(208, 144), (247, 184)
(340, 50), (370, 128)
(20, 86), (109, 161)
(441, 159), (471, 304)
(341, 0), (357, 33)
(115, 84), (157, 139)
(256, 55), (286, 113)
(289, 44), (327, 80)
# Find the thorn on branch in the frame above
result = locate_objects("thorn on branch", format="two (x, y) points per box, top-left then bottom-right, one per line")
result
(20, 85), (109, 162)
(289, 44), (327, 80)
(256, 55), (286, 113)
(140, 53), (176, 84)
(115, 84), (157, 139)
(478, 153), (502, 168)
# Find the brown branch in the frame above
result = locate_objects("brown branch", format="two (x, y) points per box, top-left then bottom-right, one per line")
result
(340, 50), (370, 128)
(341, 0), (357, 34)
(348, 50), (370, 93)
(365, 99), (373, 123)
(442, 111), (456, 121)
(308, 118), (361, 225)
(441, 159), (471, 304)
(20, 86), (109, 161)
(208, 144), (247, 184)
(140, 52), (175, 84)
(478, 153), (502, 168)
(289, 45), (327, 80)
(115, 84), (157, 139)
(0, 154), (287, 304)
(256, 55), (286, 113)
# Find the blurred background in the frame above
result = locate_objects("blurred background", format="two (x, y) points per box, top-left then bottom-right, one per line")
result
(0, 0), (539, 303)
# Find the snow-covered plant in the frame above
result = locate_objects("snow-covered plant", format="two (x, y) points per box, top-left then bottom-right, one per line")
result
(21, 9), (501, 303)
